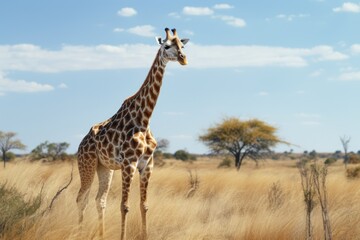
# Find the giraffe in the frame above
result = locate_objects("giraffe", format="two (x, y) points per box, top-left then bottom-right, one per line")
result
(76, 28), (189, 239)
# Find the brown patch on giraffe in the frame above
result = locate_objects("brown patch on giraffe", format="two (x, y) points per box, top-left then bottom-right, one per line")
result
(124, 149), (135, 157)
(152, 66), (158, 75)
(107, 130), (115, 142)
(101, 148), (108, 157)
(89, 152), (97, 159)
(130, 139), (138, 149)
(102, 137), (109, 147)
(140, 98), (146, 110)
(142, 117), (149, 126)
(144, 107), (152, 119)
(153, 82), (161, 94)
(149, 87), (157, 100)
(155, 71), (163, 79)
(89, 144), (96, 152)
(147, 99), (155, 110)
(107, 144), (114, 155)
(113, 132), (120, 145)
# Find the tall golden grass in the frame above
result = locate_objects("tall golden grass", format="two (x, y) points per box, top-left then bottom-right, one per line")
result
(1, 158), (360, 240)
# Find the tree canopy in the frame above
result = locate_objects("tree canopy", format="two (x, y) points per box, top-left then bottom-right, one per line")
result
(0, 131), (26, 168)
(31, 141), (70, 161)
(199, 117), (285, 170)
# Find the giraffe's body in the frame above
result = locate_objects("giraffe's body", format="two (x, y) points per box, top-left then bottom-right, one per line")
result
(76, 28), (189, 239)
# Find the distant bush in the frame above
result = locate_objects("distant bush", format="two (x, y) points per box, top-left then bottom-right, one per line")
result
(0, 183), (41, 234)
(218, 157), (232, 168)
(174, 150), (196, 161)
(30, 141), (70, 161)
(348, 153), (360, 164)
(346, 166), (360, 179)
(162, 153), (174, 159)
(324, 158), (337, 165)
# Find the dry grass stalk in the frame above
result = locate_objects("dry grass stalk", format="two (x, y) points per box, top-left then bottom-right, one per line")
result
(186, 169), (199, 198)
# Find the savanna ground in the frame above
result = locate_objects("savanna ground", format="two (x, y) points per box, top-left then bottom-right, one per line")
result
(1, 157), (360, 240)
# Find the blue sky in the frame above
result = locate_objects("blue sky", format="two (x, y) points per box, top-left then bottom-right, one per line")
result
(1, 0), (360, 154)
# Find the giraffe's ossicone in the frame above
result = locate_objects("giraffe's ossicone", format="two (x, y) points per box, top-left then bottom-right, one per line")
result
(76, 28), (189, 240)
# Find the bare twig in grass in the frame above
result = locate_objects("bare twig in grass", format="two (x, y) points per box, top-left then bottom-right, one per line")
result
(311, 163), (332, 240)
(298, 160), (316, 240)
(186, 169), (199, 198)
(40, 162), (74, 216)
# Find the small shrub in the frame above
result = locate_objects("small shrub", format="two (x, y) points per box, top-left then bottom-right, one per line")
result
(348, 153), (360, 164)
(346, 166), (360, 179)
(0, 183), (42, 234)
(218, 157), (232, 168)
(324, 158), (337, 165)
(268, 181), (285, 211)
(174, 150), (196, 161)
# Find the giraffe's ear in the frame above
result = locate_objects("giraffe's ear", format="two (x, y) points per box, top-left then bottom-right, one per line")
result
(156, 37), (163, 45)
(181, 38), (189, 45)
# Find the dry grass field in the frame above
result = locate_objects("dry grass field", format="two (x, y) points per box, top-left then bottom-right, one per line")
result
(1, 157), (360, 240)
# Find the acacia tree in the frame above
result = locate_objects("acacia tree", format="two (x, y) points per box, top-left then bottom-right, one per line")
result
(31, 141), (70, 161)
(0, 131), (26, 168)
(199, 118), (285, 171)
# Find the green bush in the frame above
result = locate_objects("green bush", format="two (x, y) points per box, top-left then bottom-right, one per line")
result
(324, 158), (337, 165)
(0, 183), (41, 234)
(174, 150), (196, 161)
(218, 157), (232, 168)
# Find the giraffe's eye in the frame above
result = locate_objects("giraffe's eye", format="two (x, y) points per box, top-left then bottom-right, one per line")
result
(164, 45), (171, 50)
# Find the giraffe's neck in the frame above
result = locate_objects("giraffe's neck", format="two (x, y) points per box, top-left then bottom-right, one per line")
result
(123, 50), (167, 127)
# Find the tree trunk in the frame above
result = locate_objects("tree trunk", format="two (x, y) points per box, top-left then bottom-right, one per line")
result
(235, 153), (244, 171)
(2, 150), (6, 168)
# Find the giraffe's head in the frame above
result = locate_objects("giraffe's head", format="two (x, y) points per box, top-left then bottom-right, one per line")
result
(156, 28), (189, 65)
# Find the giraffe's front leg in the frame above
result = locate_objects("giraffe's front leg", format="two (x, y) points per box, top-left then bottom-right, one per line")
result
(120, 161), (136, 240)
(139, 156), (154, 239)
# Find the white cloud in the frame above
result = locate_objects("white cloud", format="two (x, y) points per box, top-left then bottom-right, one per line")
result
(58, 83), (68, 89)
(296, 90), (306, 95)
(295, 113), (321, 119)
(215, 15), (246, 27)
(351, 44), (360, 54)
(117, 7), (137, 17)
(127, 25), (156, 37)
(186, 44), (347, 68)
(295, 113), (321, 126)
(213, 4), (234, 9)
(168, 12), (181, 19)
(183, 30), (194, 36)
(183, 6), (214, 16)
(301, 121), (321, 126)
(0, 71), (54, 95)
(311, 45), (348, 61)
(0, 43), (348, 73)
(276, 13), (309, 21)
(309, 69), (324, 77)
(338, 71), (360, 81)
(333, 2), (360, 13)
(258, 91), (269, 96)
(113, 28), (125, 33)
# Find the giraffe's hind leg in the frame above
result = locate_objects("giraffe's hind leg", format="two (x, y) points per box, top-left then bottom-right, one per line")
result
(76, 153), (97, 224)
(139, 156), (154, 239)
(95, 163), (114, 237)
